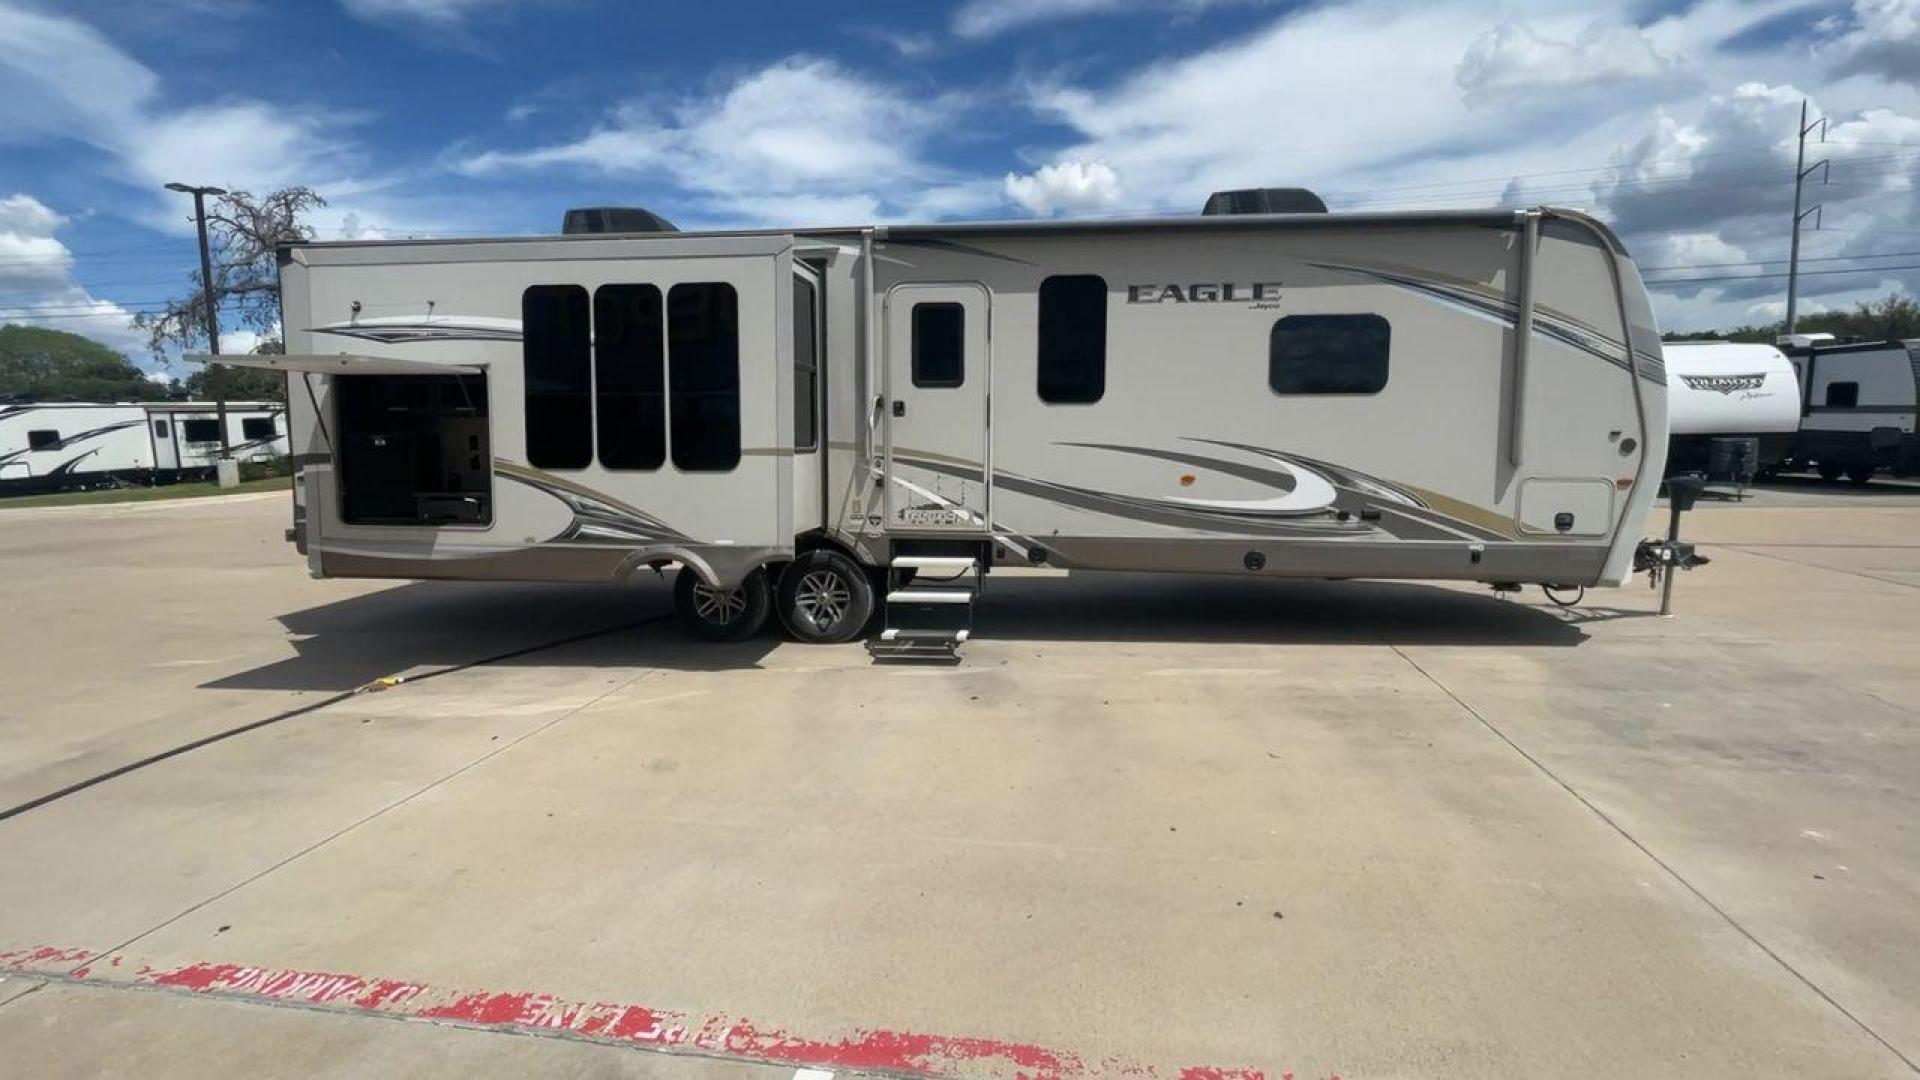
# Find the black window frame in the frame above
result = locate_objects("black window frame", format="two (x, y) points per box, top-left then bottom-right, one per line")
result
(1826, 381), (1859, 408)
(593, 283), (668, 471)
(667, 281), (742, 473)
(241, 416), (277, 440)
(26, 428), (60, 449)
(1037, 274), (1107, 404)
(152, 419), (169, 439)
(1268, 313), (1392, 396)
(181, 418), (221, 443)
(793, 272), (820, 451)
(521, 283), (594, 470)
(911, 302), (966, 389)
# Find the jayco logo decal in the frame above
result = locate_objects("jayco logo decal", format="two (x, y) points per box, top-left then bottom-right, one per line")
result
(1679, 373), (1767, 395)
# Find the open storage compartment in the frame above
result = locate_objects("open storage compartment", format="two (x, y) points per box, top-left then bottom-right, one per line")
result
(338, 373), (492, 526)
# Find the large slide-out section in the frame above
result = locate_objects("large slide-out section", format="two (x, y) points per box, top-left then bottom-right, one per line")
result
(271, 233), (800, 588)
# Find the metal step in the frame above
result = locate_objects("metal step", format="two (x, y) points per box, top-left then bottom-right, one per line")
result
(891, 555), (977, 572)
(887, 589), (973, 605)
(880, 628), (970, 643)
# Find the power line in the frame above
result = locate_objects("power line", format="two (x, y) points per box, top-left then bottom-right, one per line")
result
(1645, 262), (1920, 286)
(1640, 249), (1920, 272)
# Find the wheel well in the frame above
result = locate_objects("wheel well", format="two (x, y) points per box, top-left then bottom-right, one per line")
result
(794, 530), (879, 570)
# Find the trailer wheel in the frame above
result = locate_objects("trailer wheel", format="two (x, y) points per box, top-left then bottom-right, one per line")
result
(674, 567), (771, 642)
(1846, 463), (1877, 485)
(777, 550), (875, 644)
(1817, 462), (1844, 482)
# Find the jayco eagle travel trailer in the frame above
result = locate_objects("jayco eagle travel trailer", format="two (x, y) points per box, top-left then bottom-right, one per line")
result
(0, 401), (287, 494)
(1659, 341), (1800, 480)
(205, 198), (1672, 652)
(1777, 335), (1920, 482)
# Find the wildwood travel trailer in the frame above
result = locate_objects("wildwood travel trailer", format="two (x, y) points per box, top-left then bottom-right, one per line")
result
(0, 401), (287, 494)
(1659, 341), (1800, 482)
(205, 195), (1677, 654)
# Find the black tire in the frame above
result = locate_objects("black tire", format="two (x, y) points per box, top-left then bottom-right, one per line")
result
(1817, 462), (1844, 482)
(1846, 463), (1877, 485)
(778, 549), (876, 644)
(673, 566), (772, 642)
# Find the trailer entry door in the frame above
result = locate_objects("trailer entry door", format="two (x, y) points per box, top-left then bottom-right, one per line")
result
(885, 282), (991, 532)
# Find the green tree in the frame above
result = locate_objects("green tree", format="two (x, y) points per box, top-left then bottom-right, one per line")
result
(1664, 293), (1919, 344)
(0, 326), (172, 401)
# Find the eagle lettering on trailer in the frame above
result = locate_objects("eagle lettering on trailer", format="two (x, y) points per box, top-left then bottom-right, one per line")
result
(1126, 282), (1283, 306)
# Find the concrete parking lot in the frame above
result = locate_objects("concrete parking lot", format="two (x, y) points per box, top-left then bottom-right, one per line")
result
(1, 486), (1916, 1078)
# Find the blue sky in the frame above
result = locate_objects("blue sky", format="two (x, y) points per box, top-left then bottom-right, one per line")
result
(2, 0), (1919, 369)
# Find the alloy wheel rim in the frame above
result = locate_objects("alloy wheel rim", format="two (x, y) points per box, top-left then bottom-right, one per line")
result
(793, 570), (851, 630)
(691, 582), (748, 624)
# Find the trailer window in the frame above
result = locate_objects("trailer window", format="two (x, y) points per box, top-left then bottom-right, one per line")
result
(242, 417), (277, 440)
(668, 282), (741, 471)
(522, 284), (592, 469)
(594, 284), (666, 470)
(1038, 275), (1106, 404)
(794, 274), (819, 450)
(1269, 314), (1390, 395)
(182, 419), (221, 443)
(1826, 381), (1859, 408)
(912, 303), (965, 388)
(153, 420), (169, 439)
(27, 429), (59, 449)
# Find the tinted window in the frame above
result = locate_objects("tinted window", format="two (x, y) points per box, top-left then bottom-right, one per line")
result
(594, 284), (666, 470)
(182, 419), (220, 443)
(1269, 314), (1391, 394)
(1827, 381), (1859, 408)
(1038, 275), (1106, 403)
(793, 275), (819, 450)
(912, 303), (965, 388)
(668, 282), (740, 471)
(522, 284), (592, 469)
(27, 429), (59, 449)
(242, 417), (276, 440)
(153, 420), (169, 438)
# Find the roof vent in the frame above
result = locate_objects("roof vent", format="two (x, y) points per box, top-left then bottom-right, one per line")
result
(561, 207), (679, 235)
(1201, 188), (1327, 215)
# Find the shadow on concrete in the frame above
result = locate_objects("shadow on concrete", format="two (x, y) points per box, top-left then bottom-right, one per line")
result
(205, 571), (1603, 693)
(972, 573), (1598, 647)
(1754, 473), (1920, 500)
(199, 578), (781, 693)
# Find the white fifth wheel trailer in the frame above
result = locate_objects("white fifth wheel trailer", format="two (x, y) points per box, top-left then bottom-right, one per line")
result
(0, 401), (287, 495)
(1777, 335), (1920, 482)
(1659, 341), (1800, 481)
(205, 197), (1675, 652)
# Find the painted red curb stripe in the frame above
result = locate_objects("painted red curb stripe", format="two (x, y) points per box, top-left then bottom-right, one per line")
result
(3, 946), (1334, 1080)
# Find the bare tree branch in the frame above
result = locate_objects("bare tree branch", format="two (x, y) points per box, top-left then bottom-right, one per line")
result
(136, 186), (327, 361)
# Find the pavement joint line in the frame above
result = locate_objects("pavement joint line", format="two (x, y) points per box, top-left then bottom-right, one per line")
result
(1388, 644), (1920, 1076)
(74, 662), (671, 977)
(1722, 544), (1920, 591)
(0, 614), (671, 825)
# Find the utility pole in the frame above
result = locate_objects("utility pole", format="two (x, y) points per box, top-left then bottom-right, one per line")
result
(164, 182), (232, 465)
(1785, 100), (1828, 336)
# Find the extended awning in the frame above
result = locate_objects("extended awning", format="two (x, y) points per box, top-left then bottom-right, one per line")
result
(186, 353), (485, 376)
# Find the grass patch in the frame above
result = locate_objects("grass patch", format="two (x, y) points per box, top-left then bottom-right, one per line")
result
(1, 475), (291, 509)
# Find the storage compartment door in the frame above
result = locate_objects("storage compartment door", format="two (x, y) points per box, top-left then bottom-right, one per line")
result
(1516, 477), (1614, 537)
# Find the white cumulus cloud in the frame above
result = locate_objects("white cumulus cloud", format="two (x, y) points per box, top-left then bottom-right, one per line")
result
(0, 193), (144, 353)
(459, 57), (964, 225)
(1456, 19), (1683, 107)
(1004, 161), (1125, 216)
